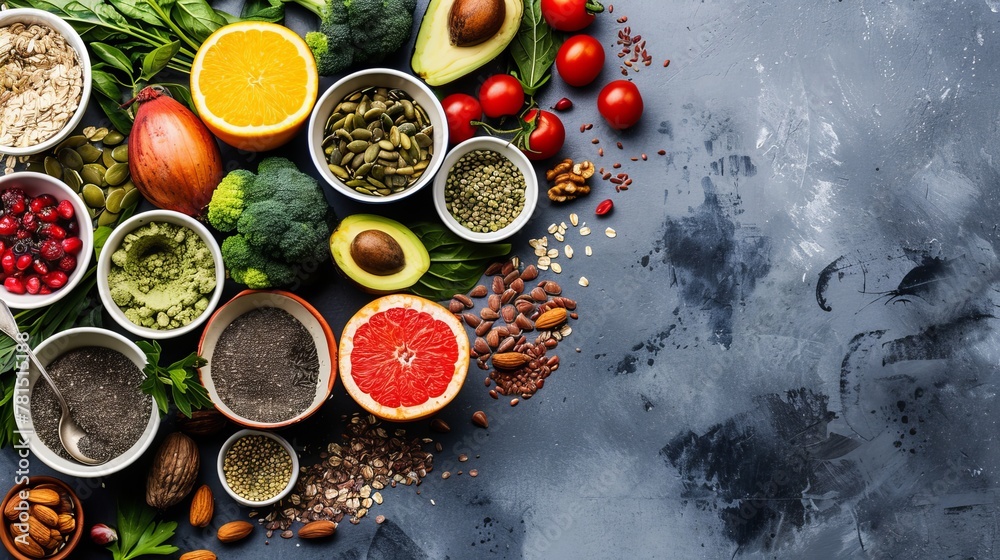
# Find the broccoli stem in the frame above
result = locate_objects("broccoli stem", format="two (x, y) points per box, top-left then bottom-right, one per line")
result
(286, 0), (326, 19)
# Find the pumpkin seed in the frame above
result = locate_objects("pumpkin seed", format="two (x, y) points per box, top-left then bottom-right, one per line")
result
(111, 145), (129, 162)
(120, 187), (142, 210)
(347, 140), (369, 153)
(102, 149), (116, 169)
(105, 187), (125, 213)
(97, 209), (118, 226)
(62, 168), (82, 192)
(82, 184), (105, 208)
(76, 143), (102, 163)
(336, 129), (353, 143)
(57, 148), (83, 171)
(354, 186), (373, 195)
(355, 162), (373, 177)
(55, 134), (88, 152)
(105, 162), (129, 186)
(351, 128), (372, 141)
(399, 133), (411, 151)
(120, 180), (136, 192)
(43, 156), (61, 178)
(25, 162), (44, 174)
(81, 163), (105, 186)
(413, 133), (431, 148)
(364, 143), (380, 164)
(367, 177), (387, 190)
(328, 164), (349, 179)
(327, 148), (342, 166)
(103, 130), (125, 146)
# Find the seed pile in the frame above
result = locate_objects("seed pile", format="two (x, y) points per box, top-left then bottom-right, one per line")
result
(444, 149), (525, 233)
(223, 435), (294, 502)
(0, 23), (83, 148)
(450, 259), (579, 404)
(31, 347), (150, 462)
(322, 86), (434, 197)
(256, 413), (433, 534)
(212, 307), (319, 423)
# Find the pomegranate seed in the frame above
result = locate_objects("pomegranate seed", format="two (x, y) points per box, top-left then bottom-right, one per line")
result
(19, 212), (37, 232)
(24, 275), (40, 295)
(39, 224), (66, 240)
(595, 199), (614, 216)
(1, 251), (13, 275)
(32, 259), (48, 275)
(15, 254), (31, 271)
(36, 207), (58, 223)
(42, 271), (67, 289)
(56, 199), (75, 220)
(0, 215), (18, 236)
(4, 276), (24, 294)
(553, 97), (573, 111)
(38, 285), (51, 295)
(61, 237), (82, 255)
(29, 194), (55, 213)
(57, 255), (76, 272)
(15, 229), (31, 240)
(39, 240), (63, 261)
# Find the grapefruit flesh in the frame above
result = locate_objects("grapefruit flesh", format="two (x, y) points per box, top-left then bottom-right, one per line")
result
(340, 294), (469, 420)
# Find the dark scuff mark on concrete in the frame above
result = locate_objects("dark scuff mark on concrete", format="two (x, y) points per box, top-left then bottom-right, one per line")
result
(881, 314), (995, 366)
(367, 520), (431, 560)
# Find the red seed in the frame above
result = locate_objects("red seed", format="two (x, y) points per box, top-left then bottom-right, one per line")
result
(591, 138), (600, 144)
(553, 97), (573, 111)
(616, 142), (623, 149)
(598, 148), (604, 156)
(664, 59), (671, 67)
(595, 199), (614, 216)
(641, 153), (648, 160)
(630, 157), (638, 161)
(609, 3), (614, 12)
(613, 163), (621, 169)
(657, 150), (666, 155)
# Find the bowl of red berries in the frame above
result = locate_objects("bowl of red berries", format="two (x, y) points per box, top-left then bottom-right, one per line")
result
(0, 172), (92, 309)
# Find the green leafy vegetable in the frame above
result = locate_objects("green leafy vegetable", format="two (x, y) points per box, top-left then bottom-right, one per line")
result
(136, 341), (211, 418)
(407, 222), (512, 301)
(107, 500), (178, 560)
(509, 0), (563, 96)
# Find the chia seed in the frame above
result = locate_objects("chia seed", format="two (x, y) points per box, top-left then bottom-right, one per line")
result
(30, 346), (150, 463)
(211, 307), (319, 423)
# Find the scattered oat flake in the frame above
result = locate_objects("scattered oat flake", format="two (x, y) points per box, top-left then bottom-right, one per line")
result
(537, 264), (549, 271)
(569, 213), (579, 226)
(579, 277), (589, 287)
(579, 226), (592, 236)
(547, 223), (558, 234)
(585, 245), (592, 256)
(605, 227), (617, 238)
(564, 245), (574, 258)
(538, 256), (551, 266)
(547, 248), (559, 258)
(551, 262), (562, 274)
(554, 232), (565, 242)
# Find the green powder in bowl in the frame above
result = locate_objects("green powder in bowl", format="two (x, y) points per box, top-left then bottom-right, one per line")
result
(107, 221), (216, 330)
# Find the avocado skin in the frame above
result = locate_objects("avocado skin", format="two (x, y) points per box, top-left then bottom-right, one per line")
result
(411, 0), (523, 86)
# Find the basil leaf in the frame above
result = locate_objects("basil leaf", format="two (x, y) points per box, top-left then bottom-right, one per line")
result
(92, 42), (133, 74)
(108, 0), (165, 28)
(140, 41), (180, 81)
(240, 0), (284, 22)
(509, 0), (562, 96)
(91, 69), (124, 101)
(171, 0), (226, 43)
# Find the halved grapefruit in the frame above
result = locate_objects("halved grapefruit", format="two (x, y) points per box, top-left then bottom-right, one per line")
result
(340, 294), (469, 421)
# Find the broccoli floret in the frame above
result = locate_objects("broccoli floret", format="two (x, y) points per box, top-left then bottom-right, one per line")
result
(295, 0), (418, 76)
(207, 169), (254, 232)
(210, 159), (332, 289)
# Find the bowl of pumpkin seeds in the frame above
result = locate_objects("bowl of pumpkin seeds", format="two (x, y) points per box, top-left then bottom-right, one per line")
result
(307, 68), (448, 204)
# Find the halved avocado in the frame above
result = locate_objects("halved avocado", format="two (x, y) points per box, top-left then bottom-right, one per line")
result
(330, 215), (430, 294)
(411, 0), (523, 86)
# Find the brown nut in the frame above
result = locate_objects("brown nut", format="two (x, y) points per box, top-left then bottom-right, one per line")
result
(545, 159), (574, 181)
(217, 520), (254, 543)
(298, 520), (337, 539)
(57, 512), (75, 534)
(30, 504), (58, 527)
(572, 161), (595, 178)
(471, 411), (489, 429)
(492, 352), (531, 369)
(179, 551), (218, 560)
(13, 534), (45, 558)
(26, 489), (60, 507)
(535, 308), (568, 330)
(189, 485), (214, 528)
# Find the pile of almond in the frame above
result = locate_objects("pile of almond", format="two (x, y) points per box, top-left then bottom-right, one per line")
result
(4, 483), (76, 558)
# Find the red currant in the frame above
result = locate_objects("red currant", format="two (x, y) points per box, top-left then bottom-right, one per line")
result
(38, 224), (66, 240)
(56, 255), (76, 272)
(36, 207), (58, 223)
(38, 285), (51, 295)
(1, 251), (14, 275)
(39, 240), (63, 261)
(32, 259), (47, 275)
(56, 200), (75, 220)
(24, 275), (40, 295)
(15, 254), (31, 271)
(28, 194), (55, 213)
(20, 212), (37, 232)
(61, 237), (82, 255)
(0, 215), (18, 236)
(42, 271), (67, 289)
(3, 276), (24, 294)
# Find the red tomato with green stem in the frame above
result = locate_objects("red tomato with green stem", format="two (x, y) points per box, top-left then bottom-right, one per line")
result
(479, 74), (526, 118)
(442, 93), (482, 144)
(519, 109), (565, 161)
(540, 0), (605, 31)
(597, 80), (643, 129)
(556, 35), (605, 87)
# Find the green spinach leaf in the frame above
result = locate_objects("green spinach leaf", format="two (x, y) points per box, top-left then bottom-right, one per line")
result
(140, 40), (180, 81)
(407, 222), (511, 301)
(170, 0), (227, 43)
(509, 0), (563, 96)
(91, 42), (134, 74)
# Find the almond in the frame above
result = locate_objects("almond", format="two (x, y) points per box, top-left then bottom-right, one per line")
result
(4, 495), (22, 520)
(471, 410), (489, 429)
(534, 308), (567, 330)
(179, 551), (218, 560)
(13, 534), (45, 558)
(297, 520), (337, 539)
(216, 520), (253, 543)
(26, 489), (60, 507)
(30, 504), (58, 527)
(189, 485), (214, 528)
(57, 513), (75, 534)
(28, 516), (52, 547)
(491, 352), (531, 370)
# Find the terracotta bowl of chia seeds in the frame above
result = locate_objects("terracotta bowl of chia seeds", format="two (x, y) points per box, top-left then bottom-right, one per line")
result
(13, 327), (159, 478)
(198, 290), (338, 429)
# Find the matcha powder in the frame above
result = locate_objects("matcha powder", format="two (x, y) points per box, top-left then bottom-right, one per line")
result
(108, 221), (216, 330)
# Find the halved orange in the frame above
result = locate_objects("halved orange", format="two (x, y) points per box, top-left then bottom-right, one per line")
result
(340, 294), (470, 421)
(191, 22), (318, 152)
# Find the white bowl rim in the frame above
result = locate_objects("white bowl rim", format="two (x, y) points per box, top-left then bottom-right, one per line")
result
(307, 67), (449, 204)
(0, 171), (94, 309)
(0, 8), (92, 157)
(96, 209), (225, 339)
(217, 429), (300, 507)
(13, 326), (159, 478)
(432, 136), (539, 243)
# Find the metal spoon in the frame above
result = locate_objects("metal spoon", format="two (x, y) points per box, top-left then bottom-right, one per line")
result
(0, 300), (106, 465)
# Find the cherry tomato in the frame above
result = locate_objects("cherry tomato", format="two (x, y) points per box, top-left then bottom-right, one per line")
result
(478, 74), (526, 118)
(597, 80), (643, 130)
(441, 93), (482, 144)
(555, 35), (605, 87)
(520, 109), (565, 161)
(540, 0), (604, 32)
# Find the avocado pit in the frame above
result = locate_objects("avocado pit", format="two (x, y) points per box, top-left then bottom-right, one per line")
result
(351, 229), (406, 276)
(448, 0), (506, 47)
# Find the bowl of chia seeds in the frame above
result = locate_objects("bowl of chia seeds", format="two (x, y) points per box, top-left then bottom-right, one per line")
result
(217, 429), (299, 507)
(198, 290), (338, 429)
(13, 327), (158, 478)
(96, 209), (224, 340)
(432, 136), (539, 243)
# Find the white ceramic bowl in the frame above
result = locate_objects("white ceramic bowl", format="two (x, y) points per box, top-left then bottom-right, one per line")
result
(432, 136), (539, 243)
(0, 9), (92, 156)
(96, 209), (224, 339)
(0, 172), (93, 309)
(307, 68), (448, 204)
(217, 429), (299, 507)
(198, 289), (337, 429)
(13, 327), (158, 478)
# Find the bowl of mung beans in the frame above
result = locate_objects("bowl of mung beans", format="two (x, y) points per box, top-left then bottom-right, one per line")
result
(307, 68), (448, 204)
(217, 429), (299, 507)
(432, 136), (539, 243)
